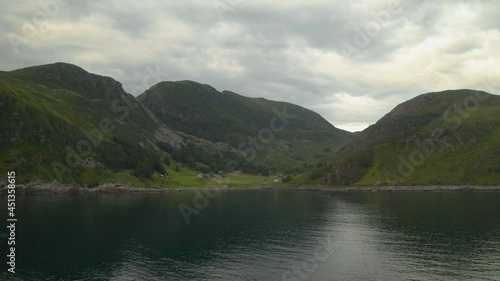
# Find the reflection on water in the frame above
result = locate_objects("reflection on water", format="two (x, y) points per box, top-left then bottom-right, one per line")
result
(1, 191), (499, 280)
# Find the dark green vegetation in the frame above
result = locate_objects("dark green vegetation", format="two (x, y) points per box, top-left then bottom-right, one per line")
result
(138, 81), (352, 172)
(297, 89), (500, 186)
(139, 81), (349, 145)
(0, 63), (171, 186)
(1, 63), (499, 187)
(0, 63), (350, 187)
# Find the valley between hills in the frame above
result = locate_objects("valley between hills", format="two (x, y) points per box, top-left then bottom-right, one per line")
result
(1, 62), (499, 190)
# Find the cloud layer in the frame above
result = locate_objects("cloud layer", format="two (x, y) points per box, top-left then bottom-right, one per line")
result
(1, 0), (499, 131)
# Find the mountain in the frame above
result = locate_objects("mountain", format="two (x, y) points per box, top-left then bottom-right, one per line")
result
(0, 62), (350, 187)
(5, 63), (496, 188)
(297, 89), (500, 186)
(0, 63), (181, 186)
(138, 81), (352, 173)
(0, 63), (246, 186)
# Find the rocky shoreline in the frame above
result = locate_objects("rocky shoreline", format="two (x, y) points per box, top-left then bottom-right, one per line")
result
(293, 185), (500, 193)
(1, 181), (500, 195)
(0, 182), (274, 195)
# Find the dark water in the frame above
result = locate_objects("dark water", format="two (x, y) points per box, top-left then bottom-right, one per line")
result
(1, 190), (499, 281)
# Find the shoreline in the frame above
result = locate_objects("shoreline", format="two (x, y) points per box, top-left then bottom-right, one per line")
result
(292, 185), (500, 193)
(1, 182), (500, 195)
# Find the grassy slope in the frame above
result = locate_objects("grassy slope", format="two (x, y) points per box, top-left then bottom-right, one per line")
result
(0, 63), (330, 187)
(0, 71), (102, 184)
(6, 64), (496, 188)
(0, 64), (164, 186)
(296, 90), (500, 186)
(109, 167), (273, 188)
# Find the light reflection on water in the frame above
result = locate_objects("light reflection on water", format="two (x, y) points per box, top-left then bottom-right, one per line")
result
(1, 190), (499, 280)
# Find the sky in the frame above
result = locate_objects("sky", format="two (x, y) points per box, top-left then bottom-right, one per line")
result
(1, 0), (499, 132)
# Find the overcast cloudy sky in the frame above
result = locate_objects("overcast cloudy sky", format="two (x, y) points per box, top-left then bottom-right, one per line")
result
(1, 0), (498, 131)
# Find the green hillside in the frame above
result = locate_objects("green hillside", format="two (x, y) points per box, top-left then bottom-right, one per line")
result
(0, 63), (175, 186)
(3, 63), (498, 188)
(138, 81), (349, 144)
(0, 62), (351, 187)
(297, 89), (500, 186)
(138, 81), (352, 173)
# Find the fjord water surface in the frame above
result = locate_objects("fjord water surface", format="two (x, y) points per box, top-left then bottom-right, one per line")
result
(1, 190), (499, 280)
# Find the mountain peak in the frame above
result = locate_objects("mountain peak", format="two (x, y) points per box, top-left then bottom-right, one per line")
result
(9, 62), (126, 100)
(139, 80), (352, 159)
(317, 89), (500, 186)
(140, 81), (222, 101)
(382, 89), (494, 122)
(12, 62), (88, 76)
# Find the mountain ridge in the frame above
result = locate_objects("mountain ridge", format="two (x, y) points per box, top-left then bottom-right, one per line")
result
(2, 62), (498, 187)
(0, 62), (351, 186)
